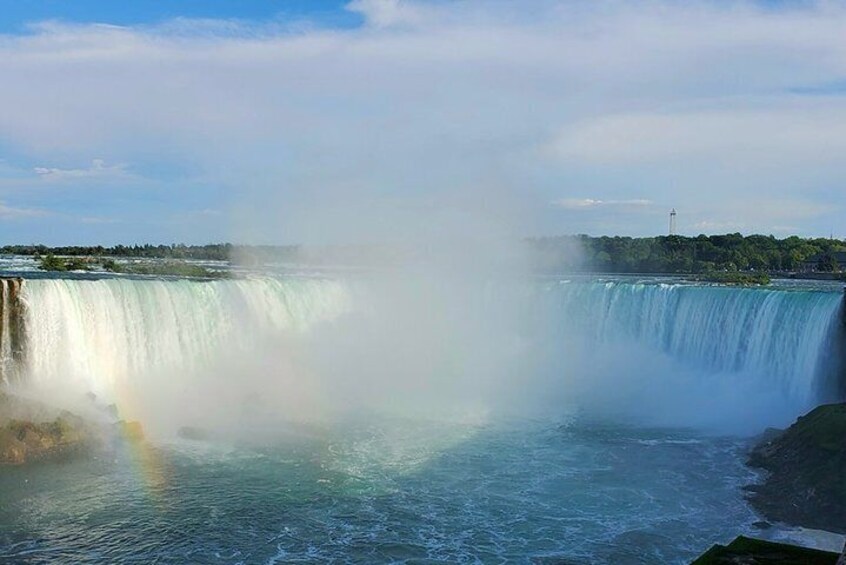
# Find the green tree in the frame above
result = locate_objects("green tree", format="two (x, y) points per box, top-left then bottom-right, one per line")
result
(817, 253), (839, 272)
(38, 254), (67, 272)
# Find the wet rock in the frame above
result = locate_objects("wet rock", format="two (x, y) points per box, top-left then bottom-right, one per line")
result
(0, 415), (90, 465)
(0, 428), (26, 464)
(745, 403), (846, 534)
(119, 420), (145, 442)
(692, 535), (839, 564)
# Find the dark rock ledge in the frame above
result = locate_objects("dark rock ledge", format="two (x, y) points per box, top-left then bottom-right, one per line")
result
(691, 535), (841, 564)
(692, 403), (846, 563)
(744, 403), (846, 535)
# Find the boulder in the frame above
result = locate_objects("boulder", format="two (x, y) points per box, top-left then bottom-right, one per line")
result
(119, 420), (145, 442)
(691, 535), (840, 564)
(0, 392), (99, 465)
(745, 403), (846, 534)
(0, 428), (26, 464)
(0, 415), (90, 465)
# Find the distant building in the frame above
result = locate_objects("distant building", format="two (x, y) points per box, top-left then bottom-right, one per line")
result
(799, 250), (846, 272)
(669, 209), (677, 236)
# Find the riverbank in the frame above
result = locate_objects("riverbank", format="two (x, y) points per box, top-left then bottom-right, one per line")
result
(744, 403), (846, 535)
(0, 392), (95, 464)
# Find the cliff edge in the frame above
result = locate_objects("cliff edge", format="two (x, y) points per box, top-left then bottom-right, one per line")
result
(745, 403), (846, 534)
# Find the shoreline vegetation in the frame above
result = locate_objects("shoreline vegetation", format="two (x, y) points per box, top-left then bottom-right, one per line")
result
(2, 233), (845, 283)
(687, 272), (772, 286)
(36, 254), (229, 279)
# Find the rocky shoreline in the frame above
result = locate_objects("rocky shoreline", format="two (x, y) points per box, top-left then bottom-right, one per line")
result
(691, 535), (842, 564)
(690, 402), (846, 563)
(0, 392), (96, 464)
(0, 391), (145, 465)
(744, 403), (846, 535)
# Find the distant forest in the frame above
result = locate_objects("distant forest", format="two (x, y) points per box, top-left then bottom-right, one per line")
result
(2, 234), (845, 274)
(530, 234), (846, 273)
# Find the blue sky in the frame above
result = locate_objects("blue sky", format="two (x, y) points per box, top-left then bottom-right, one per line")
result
(0, 0), (844, 245)
(0, 1), (354, 32)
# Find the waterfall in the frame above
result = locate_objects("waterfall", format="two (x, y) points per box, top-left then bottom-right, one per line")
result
(18, 277), (351, 399)
(535, 280), (844, 408)
(1, 275), (842, 429)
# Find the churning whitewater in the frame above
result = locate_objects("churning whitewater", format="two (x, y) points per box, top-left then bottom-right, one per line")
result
(2, 275), (845, 564)
(6, 276), (843, 431)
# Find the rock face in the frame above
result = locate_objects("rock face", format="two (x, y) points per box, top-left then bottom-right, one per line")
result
(691, 535), (840, 564)
(0, 392), (92, 465)
(0, 277), (26, 384)
(746, 403), (846, 534)
(119, 420), (145, 442)
(0, 416), (88, 464)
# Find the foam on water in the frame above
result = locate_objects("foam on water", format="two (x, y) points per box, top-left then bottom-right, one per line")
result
(1, 275), (845, 563)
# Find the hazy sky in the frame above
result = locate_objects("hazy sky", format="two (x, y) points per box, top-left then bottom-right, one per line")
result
(0, 0), (845, 244)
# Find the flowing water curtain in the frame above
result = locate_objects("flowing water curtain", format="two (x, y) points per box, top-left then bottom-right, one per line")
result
(19, 277), (353, 399)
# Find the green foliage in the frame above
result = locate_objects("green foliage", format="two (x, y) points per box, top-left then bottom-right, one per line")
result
(691, 272), (771, 286)
(817, 253), (839, 272)
(37, 255), (93, 272)
(14, 235), (846, 276)
(529, 233), (846, 274)
(38, 254), (68, 272)
(35, 251), (227, 278)
(5, 243), (239, 261)
(65, 258), (90, 271)
(105, 261), (228, 279)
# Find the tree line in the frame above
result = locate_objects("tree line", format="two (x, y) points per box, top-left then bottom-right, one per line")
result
(0, 243), (237, 261)
(530, 234), (846, 273)
(4, 234), (846, 274)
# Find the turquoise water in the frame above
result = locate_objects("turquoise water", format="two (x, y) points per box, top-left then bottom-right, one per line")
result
(0, 419), (761, 564)
(1, 274), (843, 563)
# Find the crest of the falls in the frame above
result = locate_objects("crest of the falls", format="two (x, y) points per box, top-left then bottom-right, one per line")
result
(533, 281), (844, 408)
(5, 276), (844, 432)
(19, 277), (352, 401)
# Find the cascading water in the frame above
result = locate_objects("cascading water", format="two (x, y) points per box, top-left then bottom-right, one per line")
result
(2, 275), (843, 430)
(18, 277), (352, 401)
(2, 275), (846, 564)
(534, 280), (844, 409)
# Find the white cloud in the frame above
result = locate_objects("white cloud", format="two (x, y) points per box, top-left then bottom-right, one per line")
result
(175, 208), (222, 220)
(79, 216), (119, 224)
(549, 107), (846, 166)
(0, 201), (49, 219)
(34, 159), (128, 182)
(346, 0), (431, 28)
(0, 1), (844, 239)
(552, 198), (653, 210)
